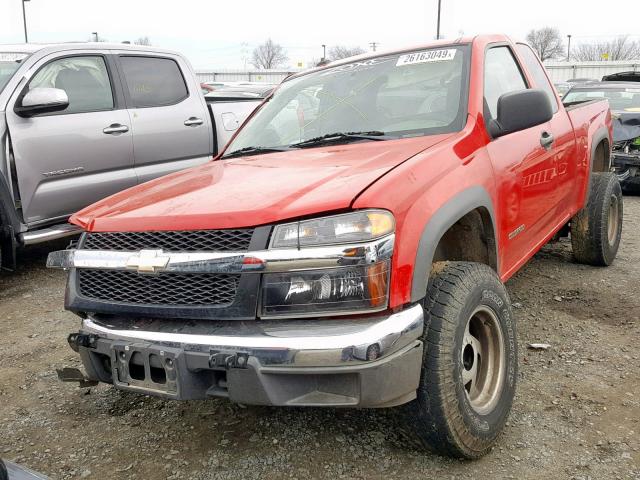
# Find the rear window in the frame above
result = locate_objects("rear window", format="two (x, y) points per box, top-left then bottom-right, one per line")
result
(120, 56), (188, 108)
(563, 87), (640, 112)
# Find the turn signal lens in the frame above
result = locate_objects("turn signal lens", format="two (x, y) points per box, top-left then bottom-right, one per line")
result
(368, 212), (395, 238)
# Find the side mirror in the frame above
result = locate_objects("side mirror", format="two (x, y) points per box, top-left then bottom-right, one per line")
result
(490, 89), (553, 138)
(15, 87), (69, 117)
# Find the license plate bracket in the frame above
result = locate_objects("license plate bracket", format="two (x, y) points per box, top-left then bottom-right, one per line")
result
(110, 342), (182, 397)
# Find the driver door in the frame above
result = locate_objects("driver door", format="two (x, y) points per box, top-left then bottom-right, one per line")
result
(6, 52), (136, 225)
(483, 46), (559, 271)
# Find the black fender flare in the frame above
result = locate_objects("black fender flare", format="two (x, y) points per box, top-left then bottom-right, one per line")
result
(0, 173), (22, 270)
(582, 127), (612, 206)
(410, 185), (497, 302)
(590, 126), (611, 172)
(0, 174), (21, 233)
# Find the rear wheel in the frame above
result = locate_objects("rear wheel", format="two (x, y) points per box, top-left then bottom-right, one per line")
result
(405, 262), (517, 458)
(571, 172), (623, 266)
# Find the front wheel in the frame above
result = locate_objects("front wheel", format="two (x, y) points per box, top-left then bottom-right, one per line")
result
(405, 262), (518, 458)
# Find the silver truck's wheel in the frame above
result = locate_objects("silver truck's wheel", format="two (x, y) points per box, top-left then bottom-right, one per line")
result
(405, 262), (517, 459)
(571, 172), (623, 266)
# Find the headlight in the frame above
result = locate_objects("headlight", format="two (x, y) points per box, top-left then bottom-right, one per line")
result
(270, 210), (395, 248)
(261, 260), (390, 318)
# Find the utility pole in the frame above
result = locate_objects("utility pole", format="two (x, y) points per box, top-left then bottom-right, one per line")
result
(92, 32), (99, 42)
(322, 44), (326, 61)
(22, 0), (30, 43)
(436, 0), (442, 40)
(369, 42), (379, 52)
(566, 34), (572, 61)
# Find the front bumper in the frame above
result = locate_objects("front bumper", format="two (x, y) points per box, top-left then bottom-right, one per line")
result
(612, 151), (640, 180)
(73, 304), (424, 407)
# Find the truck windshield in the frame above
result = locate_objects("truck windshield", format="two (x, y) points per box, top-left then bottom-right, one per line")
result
(0, 53), (29, 94)
(564, 87), (640, 112)
(224, 46), (469, 157)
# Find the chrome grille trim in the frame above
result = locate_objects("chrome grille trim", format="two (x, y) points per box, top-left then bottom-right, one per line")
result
(47, 234), (395, 275)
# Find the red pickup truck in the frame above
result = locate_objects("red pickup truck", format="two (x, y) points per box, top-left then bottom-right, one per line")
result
(48, 34), (620, 458)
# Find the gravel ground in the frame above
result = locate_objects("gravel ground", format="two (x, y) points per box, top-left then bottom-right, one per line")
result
(1, 199), (639, 480)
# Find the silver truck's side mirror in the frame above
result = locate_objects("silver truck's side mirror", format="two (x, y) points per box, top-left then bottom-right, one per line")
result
(15, 87), (69, 117)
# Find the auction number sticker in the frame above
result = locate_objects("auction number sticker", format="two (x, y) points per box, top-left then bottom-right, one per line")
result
(0, 53), (28, 62)
(396, 49), (456, 66)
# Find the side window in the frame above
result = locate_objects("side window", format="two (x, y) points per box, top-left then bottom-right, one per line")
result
(484, 47), (527, 119)
(516, 44), (559, 113)
(120, 56), (188, 108)
(28, 56), (114, 114)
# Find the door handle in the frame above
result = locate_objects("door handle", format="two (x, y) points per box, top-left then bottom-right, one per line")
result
(103, 124), (129, 135)
(184, 117), (204, 127)
(540, 131), (554, 150)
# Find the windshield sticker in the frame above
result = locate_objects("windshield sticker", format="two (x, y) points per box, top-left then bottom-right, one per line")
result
(396, 49), (456, 67)
(0, 53), (28, 62)
(318, 57), (394, 76)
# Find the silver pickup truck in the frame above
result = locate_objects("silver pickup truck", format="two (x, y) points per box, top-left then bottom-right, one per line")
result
(0, 43), (265, 269)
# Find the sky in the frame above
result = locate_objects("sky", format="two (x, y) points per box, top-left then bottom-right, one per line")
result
(1, 0), (638, 69)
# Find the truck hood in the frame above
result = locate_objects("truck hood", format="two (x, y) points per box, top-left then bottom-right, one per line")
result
(612, 111), (640, 143)
(71, 135), (450, 232)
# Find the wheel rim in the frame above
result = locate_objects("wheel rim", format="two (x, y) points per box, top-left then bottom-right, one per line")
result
(607, 194), (619, 246)
(461, 306), (506, 415)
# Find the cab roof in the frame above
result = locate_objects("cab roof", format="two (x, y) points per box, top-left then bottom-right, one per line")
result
(0, 42), (180, 56)
(287, 34), (513, 81)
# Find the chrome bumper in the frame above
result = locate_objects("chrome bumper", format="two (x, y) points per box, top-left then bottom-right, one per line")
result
(80, 304), (424, 368)
(21, 223), (82, 246)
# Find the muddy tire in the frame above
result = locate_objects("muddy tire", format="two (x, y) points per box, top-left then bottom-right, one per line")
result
(571, 172), (623, 266)
(405, 262), (518, 459)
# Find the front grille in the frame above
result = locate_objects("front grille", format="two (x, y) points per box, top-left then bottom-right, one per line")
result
(83, 229), (254, 252)
(78, 270), (239, 306)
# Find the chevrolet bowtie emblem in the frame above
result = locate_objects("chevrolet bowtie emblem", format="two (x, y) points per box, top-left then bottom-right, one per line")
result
(126, 249), (170, 273)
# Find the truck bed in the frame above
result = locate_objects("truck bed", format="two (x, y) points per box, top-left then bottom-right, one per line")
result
(564, 97), (611, 209)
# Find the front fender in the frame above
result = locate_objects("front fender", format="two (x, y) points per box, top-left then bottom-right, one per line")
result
(410, 185), (496, 302)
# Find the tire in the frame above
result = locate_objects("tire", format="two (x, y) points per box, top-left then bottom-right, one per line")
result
(571, 172), (623, 266)
(405, 262), (518, 459)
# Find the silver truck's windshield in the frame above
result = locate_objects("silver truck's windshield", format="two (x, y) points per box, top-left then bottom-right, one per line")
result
(0, 53), (29, 94)
(224, 46), (469, 157)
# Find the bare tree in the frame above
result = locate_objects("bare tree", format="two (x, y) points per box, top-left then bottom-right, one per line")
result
(134, 36), (152, 46)
(525, 27), (565, 61)
(572, 35), (640, 61)
(328, 45), (366, 61)
(251, 39), (288, 69)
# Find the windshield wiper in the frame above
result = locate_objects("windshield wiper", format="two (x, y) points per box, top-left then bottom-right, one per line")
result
(289, 131), (395, 148)
(222, 146), (292, 159)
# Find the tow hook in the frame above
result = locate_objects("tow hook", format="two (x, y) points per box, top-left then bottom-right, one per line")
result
(208, 351), (249, 370)
(67, 333), (97, 352)
(56, 367), (99, 387)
